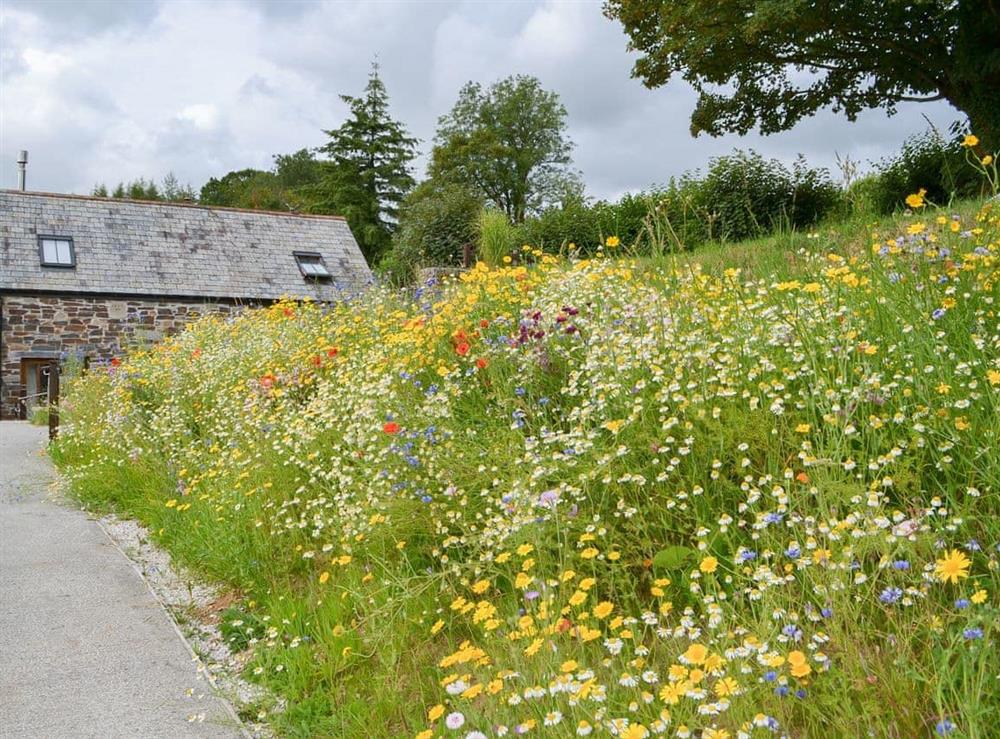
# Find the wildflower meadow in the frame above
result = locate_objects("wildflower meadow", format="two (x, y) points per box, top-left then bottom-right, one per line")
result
(54, 183), (1000, 737)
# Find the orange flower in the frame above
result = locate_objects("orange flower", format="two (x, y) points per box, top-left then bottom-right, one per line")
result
(382, 421), (400, 434)
(456, 342), (471, 356)
(326, 346), (339, 358)
(311, 355), (323, 367)
(476, 358), (489, 369)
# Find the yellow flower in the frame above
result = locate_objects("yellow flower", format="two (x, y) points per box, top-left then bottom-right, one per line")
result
(788, 650), (811, 678)
(983, 155), (994, 166)
(699, 555), (719, 574)
(961, 134), (979, 148)
(622, 724), (648, 739)
(593, 601), (614, 619)
(987, 369), (1000, 386)
(602, 419), (625, 434)
(682, 642), (708, 665)
(580, 547), (599, 559)
(427, 704), (445, 722)
(415, 731), (433, 739)
(934, 549), (971, 584)
(319, 571), (330, 584)
(905, 189), (926, 208)
(971, 589), (987, 604)
(560, 660), (579, 673)
(471, 579), (490, 594)
(569, 590), (587, 606)
(430, 619), (445, 634)
(795, 423), (811, 433)
(606, 236), (620, 248)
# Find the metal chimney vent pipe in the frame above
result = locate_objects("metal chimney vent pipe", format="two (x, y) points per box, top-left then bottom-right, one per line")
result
(17, 150), (28, 191)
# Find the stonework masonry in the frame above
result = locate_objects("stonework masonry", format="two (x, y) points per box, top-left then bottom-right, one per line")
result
(0, 294), (242, 419)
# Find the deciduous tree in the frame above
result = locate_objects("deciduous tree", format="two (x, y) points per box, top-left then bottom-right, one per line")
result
(431, 75), (579, 224)
(605, 0), (1000, 146)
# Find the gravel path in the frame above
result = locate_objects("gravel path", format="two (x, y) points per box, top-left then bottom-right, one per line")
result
(0, 421), (244, 739)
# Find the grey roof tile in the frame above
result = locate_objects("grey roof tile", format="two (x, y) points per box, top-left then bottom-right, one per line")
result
(0, 190), (371, 300)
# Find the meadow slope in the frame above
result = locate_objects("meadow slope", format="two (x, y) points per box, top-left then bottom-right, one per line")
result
(55, 201), (1000, 738)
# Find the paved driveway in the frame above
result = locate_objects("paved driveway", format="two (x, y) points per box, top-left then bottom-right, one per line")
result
(0, 422), (242, 739)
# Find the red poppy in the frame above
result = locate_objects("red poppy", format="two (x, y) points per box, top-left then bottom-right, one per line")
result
(479, 319), (490, 329)
(456, 342), (471, 356)
(382, 421), (400, 434)
(326, 347), (339, 358)
(259, 372), (276, 389)
(283, 307), (295, 318)
(796, 471), (810, 484)
(311, 355), (323, 367)
(476, 358), (489, 369)
(192, 348), (202, 359)
(110, 357), (121, 367)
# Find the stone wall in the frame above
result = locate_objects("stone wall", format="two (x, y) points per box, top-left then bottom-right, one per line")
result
(0, 294), (241, 419)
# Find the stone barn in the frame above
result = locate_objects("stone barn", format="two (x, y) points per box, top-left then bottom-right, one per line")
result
(0, 190), (370, 419)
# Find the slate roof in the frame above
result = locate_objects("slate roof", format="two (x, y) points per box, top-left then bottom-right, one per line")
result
(0, 190), (371, 301)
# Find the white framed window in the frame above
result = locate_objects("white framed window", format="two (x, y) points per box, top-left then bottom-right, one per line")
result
(38, 236), (76, 268)
(294, 251), (331, 280)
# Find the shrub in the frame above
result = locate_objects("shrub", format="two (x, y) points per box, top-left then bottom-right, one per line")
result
(870, 128), (984, 213)
(516, 196), (601, 252)
(477, 209), (517, 265)
(694, 150), (841, 242)
(380, 181), (483, 284)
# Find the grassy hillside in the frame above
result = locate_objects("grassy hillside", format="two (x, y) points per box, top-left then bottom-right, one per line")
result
(53, 198), (1000, 738)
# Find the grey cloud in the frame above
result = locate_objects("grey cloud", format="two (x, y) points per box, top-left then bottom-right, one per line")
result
(2, 0), (158, 38)
(0, 0), (968, 201)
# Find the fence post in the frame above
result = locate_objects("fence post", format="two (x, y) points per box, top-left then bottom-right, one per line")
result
(47, 360), (60, 441)
(462, 242), (474, 268)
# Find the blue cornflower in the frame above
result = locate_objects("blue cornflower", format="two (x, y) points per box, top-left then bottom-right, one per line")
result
(774, 685), (790, 697)
(932, 308), (946, 320)
(879, 587), (903, 605)
(954, 598), (970, 610)
(935, 719), (956, 735)
(763, 671), (777, 682)
(821, 607), (833, 618)
(892, 559), (910, 570)
(963, 627), (984, 640)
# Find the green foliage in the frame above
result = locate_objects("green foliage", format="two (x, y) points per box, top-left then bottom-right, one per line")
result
(315, 62), (418, 265)
(93, 174), (196, 203)
(381, 180), (484, 284)
(199, 169), (287, 210)
(605, 0), (1000, 146)
(869, 128), (986, 213)
(477, 208), (517, 266)
(431, 74), (579, 223)
(514, 151), (841, 253)
(694, 150), (841, 242)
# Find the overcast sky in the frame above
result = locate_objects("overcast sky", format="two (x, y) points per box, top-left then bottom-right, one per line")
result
(0, 0), (961, 201)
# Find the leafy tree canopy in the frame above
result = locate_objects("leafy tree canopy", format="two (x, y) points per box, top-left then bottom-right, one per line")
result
(604, 1), (1000, 145)
(431, 74), (579, 223)
(314, 62), (418, 264)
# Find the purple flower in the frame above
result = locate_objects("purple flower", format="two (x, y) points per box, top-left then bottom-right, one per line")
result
(963, 627), (983, 640)
(932, 308), (946, 320)
(954, 598), (970, 610)
(892, 559), (910, 570)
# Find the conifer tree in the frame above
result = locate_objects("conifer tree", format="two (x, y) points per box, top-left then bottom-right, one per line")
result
(316, 62), (418, 264)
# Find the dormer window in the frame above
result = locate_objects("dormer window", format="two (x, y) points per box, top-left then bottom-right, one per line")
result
(38, 236), (75, 268)
(294, 251), (331, 280)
